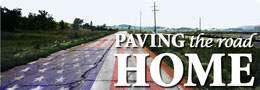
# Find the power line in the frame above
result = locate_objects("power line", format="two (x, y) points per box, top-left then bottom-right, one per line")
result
(140, 11), (142, 33)
(152, 2), (159, 33)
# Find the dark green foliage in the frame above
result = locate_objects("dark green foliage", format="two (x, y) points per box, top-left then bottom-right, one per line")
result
(1, 7), (57, 31)
(72, 18), (83, 30)
(90, 21), (93, 26)
(82, 21), (94, 30)
(82, 21), (114, 31)
(1, 7), (22, 31)
(83, 23), (90, 29)
(1, 7), (117, 31)
(95, 24), (107, 30)
(59, 20), (66, 30)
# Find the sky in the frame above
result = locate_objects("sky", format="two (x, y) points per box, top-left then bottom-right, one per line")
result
(1, 0), (260, 29)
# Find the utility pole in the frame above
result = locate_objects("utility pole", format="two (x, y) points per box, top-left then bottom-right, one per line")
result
(140, 11), (142, 33)
(152, 2), (159, 33)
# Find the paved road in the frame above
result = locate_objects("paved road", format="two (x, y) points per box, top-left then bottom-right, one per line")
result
(0, 31), (185, 90)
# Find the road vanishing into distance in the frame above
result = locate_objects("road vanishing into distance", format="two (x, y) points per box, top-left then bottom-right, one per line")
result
(0, 31), (189, 90)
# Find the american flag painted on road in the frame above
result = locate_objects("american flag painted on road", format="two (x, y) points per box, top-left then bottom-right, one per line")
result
(0, 32), (186, 90)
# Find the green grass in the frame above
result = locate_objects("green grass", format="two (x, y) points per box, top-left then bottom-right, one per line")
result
(1, 29), (117, 72)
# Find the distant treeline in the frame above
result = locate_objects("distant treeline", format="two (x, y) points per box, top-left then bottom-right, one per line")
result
(1, 7), (117, 32)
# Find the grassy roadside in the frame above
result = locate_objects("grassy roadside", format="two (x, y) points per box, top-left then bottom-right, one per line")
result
(129, 31), (259, 90)
(1, 30), (117, 72)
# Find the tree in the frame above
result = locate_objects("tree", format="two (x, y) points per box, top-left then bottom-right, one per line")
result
(1, 7), (60, 31)
(83, 23), (90, 29)
(59, 20), (65, 30)
(102, 24), (107, 30)
(72, 18), (83, 30)
(24, 10), (56, 30)
(128, 25), (131, 30)
(90, 21), (93, 27)
(35, 10), (56, 30)
(90, 21), (94, 31)
(1, 7), (22, 31)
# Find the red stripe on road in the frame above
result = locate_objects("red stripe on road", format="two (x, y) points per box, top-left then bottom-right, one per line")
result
(81, 42), (92, 47)
(133, 49), (164, 90)
(144, 47), (174, 78)
(144, 47), (196, 90)
(82, 36), (111, 47)
(134, 38), (174, 78)
(110, 48), (128, 90)
(133, 37), (195, 90)
(95, 37), (109, 48)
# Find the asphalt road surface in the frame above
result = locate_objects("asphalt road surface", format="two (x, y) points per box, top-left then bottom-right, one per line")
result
(0, 31), (185, 90)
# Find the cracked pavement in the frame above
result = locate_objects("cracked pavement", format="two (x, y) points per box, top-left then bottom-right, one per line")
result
(1, 31), (184, 90)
